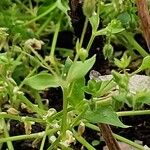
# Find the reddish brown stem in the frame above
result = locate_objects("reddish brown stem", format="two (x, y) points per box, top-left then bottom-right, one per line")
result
(136, 0), (150, 51)
(98, 124), (121, 150)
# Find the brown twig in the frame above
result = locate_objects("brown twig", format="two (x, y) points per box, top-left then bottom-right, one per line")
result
(98, 124), (121, 150)
(136, 0), (150, 51)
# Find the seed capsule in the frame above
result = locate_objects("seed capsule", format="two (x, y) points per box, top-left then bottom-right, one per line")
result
(83, 0), (96, 18)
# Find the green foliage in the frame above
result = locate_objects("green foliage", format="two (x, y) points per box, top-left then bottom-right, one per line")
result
(138, 55), (150, 70)
(67, 55), (96, 83)
(24, 72), (60, 90)
(112, 70), (129, 91)
(84, 79), (102, 96)
(114, 53), (131, 69)
(0, 1), (149, 150)
(83, 106), (129, 128)
(68, 78), (85, 107)
(78, 48), (88, 61)
(103, 43), (114, 60)
(133, 90), (150, 109)
(83, 0), (96, 18)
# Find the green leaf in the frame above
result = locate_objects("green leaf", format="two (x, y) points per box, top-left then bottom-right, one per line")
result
(114, 53), (131, 69)
(139, 56), (150, 70)
(117, 12), (131, 27)
(84, 106), (129, 128)
(134, 90), (150, 105)
(24, 72), (60, 90)
(68, 78), (85, 107)
(103, 43), (114, 60)
(62, 57), (73, 79)
(89, 13), (99, 32)
(84, 79), (102, 96)
(67, 55), (96, 82)
(107, 19), (125, 34)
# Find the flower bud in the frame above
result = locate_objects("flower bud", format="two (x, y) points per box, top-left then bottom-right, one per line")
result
(103, 43), (114, 60)
(78, 121), (85, 136)
(7, 108), (19, 115)
(83, 0), (96, 18)
(78, 48), (88, 61)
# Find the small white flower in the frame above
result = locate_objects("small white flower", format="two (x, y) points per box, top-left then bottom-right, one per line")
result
(51, 122), (60, 129)
(49, 135), (57, 143)
(60, 130), (75, 147)
(43, 108), (56, 120)
(13, 86), (19, 93)
(144, 145), (150, 150)
(25, 38), (44, 50)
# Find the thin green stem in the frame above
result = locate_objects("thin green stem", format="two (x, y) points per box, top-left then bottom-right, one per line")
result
(80, 17), (89, 48)
(15, 0), (35, 15)
(29, 47), (56, 75)
(113, 134), (144, 150)
(70, 105), (88, 128)
(24, 3), (56, 26)
(0, 113), (44, 123)
(40, 134), (47, 150)
(121, 32), (149, 57)
(47, 107), (73, 123)
(50, 16), (61, 57)
(0, 128), (58, 143)
(40, 125), (50, 150)
(73, 129), (96, 150)
(61, 87), (69, 139)
(36, 17), (51, 35)
(117, 110), (150, 116)
(33, 92), (45, 110)
(86, 33), (96, 52)
(49, 14), (62, 74)
(0, 109), (14, 150)
(18, 67), (38, 89)
(18, 94), (46, 117)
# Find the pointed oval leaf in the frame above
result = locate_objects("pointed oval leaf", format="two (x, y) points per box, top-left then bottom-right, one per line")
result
(139, 56), (150, 70)
(84, 106), (129, 128)
(25, 73), (60, 90)
(67, 55), (96, 82)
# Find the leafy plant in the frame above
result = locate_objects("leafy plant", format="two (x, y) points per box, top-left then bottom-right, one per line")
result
(0, 1), (149, 150)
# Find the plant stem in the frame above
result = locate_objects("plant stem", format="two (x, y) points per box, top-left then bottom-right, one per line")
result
(40, 125), (50, 150)
(24, 3), (56, 26)
(49, 14), (62, 74)
(15, 0), (35, 15)
(18, 94), (46, 117)
(73, 129), (96, 150)
(61, 87), (69, 139)
(117, 109), (150, 116)
(0, 109), (14, 150)
(86, 33), (96, 52)
(121, 32), (149, 57)
(0, 113), (44, 123)
(70, 105), (88, 128)
(80, 17), (89, 48)
(50, 16), (61, 57)
(113, 134), (144, 150)
(0, 128), (58, 143)
(36, 17), (51, 35)
(18, 66), (38, 89)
